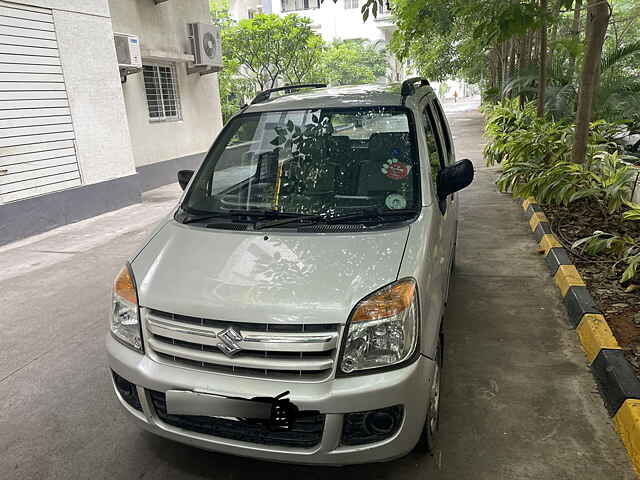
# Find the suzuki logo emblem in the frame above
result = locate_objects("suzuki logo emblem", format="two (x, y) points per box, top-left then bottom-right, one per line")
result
(217, 327), (243, 357)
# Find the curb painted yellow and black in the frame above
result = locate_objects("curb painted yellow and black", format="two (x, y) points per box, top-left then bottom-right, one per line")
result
(521, 196), (640, 474)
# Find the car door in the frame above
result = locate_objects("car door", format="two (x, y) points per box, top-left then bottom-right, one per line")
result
(419, 96), (449, 302)
(429, 97), (457, 284)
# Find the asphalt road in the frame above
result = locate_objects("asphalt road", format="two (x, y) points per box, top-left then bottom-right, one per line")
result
(1, 98), (635, 479)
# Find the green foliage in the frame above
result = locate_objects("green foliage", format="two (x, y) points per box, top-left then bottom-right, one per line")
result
(212, 2), (390, 123)
(486, 92), (640, 285)
(623, 201), (640, 221)
(309, 39), (388, 86)
(483, 98), (566, 167)
(497, 148), (634, 214)
(573, 230), (640, 284)
(218, 62), (255, 123)
(486, 100), (635, 213)
(210, 0), (232, 27)
(572, 231), (635, 257)
(601, 40), (640, 73)
(283, 35), (325, 85)
(469, 1), (545, 43)
(223, 14), (322, 91)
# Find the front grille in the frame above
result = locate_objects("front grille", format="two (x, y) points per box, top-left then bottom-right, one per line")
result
(149, 390), (325, 448)
(143, 309), (340, 381)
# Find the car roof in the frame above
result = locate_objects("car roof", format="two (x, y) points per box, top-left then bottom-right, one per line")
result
(244, 83), (434, 113)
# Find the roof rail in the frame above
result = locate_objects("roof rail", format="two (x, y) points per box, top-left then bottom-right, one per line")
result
(400, 77), (431, 98)
(250, 83), (327, 105)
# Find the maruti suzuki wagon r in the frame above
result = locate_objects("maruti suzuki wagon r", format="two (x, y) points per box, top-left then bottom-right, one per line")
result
(107, 79), (474, 465)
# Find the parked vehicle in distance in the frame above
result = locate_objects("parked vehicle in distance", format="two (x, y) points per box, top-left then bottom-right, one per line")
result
(107, 79), (474, 465)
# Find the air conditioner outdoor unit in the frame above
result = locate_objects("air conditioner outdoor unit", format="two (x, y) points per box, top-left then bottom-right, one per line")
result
(188, 23), (222, 70)
(114, 33), (142, 71)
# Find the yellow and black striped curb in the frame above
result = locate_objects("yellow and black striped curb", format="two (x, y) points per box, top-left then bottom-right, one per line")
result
(521, 196), (640, 474)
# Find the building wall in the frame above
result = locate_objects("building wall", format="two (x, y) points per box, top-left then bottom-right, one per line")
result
(109, 0), (223, 168)
(0, 0), (141, 245)
(0, 0), (136, 191)
(1, 0), (224, 246)
(270, 0), (393, 43)
(53, 9), (137, 184)
(229, 0), (263, 20)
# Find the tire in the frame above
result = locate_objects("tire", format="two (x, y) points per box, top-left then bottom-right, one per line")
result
(415, 336), (442, 454)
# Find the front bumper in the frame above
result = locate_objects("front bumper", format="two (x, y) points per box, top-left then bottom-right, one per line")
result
(106, 334), (434, 465)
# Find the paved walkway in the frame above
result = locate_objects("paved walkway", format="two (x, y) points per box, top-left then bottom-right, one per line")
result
(0, 101), (634, 479)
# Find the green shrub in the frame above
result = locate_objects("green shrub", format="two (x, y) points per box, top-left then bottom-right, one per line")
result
(486, 100), (633, 213)
(497, 151), (635, 214)
(573, 227), (640, 284)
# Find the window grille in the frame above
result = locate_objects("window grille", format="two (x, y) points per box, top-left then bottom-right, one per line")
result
(344, 0), (359, 9)
(143, 63), (181, 121)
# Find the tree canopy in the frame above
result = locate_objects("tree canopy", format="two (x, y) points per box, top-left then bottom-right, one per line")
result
(211, 2), (391, 122)
(222, 14), (322, 91)
(309, 39), (388, 86)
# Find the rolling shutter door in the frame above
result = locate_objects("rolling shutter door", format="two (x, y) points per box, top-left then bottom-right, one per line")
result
(0, 1), (81, 204)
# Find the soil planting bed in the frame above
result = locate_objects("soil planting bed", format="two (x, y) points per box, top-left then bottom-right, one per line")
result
(543, 201), (640, 375)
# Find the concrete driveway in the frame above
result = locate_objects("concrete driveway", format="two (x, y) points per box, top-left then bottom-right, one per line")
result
(0, 99), (634, 479)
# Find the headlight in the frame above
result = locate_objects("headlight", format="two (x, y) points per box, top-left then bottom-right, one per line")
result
(111, 264), (143, 352)
(340, 278), (419, 374)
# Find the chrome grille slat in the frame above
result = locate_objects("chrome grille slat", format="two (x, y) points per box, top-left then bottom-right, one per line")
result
(147, 337), (334, 371)
(146, 313), (338, 352)
(143, 308), (339, 381)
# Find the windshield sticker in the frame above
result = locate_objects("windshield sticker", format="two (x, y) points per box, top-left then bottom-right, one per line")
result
(381, 159), (411, 180)
(385, 193), (407, 210)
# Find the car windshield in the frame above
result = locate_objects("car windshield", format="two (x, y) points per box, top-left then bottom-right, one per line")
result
(182, 107), (419, 220)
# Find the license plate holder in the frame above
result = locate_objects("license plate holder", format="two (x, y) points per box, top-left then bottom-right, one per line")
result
(165, 390), (272, 419)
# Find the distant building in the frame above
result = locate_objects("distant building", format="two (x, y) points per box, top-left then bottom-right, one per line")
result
(1, 0), (223, 246)
(229, 0), (264, 20)
(229, 0), (407, 82)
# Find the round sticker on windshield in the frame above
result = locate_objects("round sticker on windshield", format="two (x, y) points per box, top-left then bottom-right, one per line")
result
(381, 159), (410, 180)
(385, 193), (407, 210)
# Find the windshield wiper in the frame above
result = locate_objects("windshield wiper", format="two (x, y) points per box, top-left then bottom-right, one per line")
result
(179, 211), (232, 224)
(179, 208), (296, 225)
(254, 208), (418, 230)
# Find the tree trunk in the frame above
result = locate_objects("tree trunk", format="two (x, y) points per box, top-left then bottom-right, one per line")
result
(517, 34), (528, 106)
(567, 0), (583, 78)
(494, 47), (503, 92)
(572, 0), (610, 163)
(536, 0), (548, 117)
(508, 38), (517, 86)
(527, 30), (534, 68)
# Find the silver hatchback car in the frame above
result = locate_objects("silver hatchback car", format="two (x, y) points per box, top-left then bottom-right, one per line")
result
(107, 79), (473, 465)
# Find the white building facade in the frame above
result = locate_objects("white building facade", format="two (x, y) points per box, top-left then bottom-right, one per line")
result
(1, 0), (223, 245)
(272, 0), (395, 44)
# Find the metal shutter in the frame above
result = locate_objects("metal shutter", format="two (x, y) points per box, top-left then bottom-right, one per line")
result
(0, 1), (80, 204)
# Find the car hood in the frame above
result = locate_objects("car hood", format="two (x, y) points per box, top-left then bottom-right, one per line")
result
(131, 221), (410, 325)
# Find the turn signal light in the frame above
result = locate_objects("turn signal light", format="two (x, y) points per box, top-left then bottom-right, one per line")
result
(114, 266), (137, 304)
(351, 279), (416, 323)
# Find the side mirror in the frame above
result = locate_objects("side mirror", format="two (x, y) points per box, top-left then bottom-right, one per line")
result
(437, 159), (474, 199)
(178, 169), (194, 190)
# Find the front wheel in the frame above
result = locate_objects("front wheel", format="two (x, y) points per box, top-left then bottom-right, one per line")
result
(415, 337), (442, 453)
